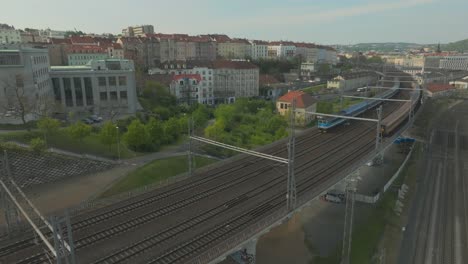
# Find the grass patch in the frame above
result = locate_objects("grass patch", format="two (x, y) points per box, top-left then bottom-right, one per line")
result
(101, 155), (217, 197)
(0, 121), (37, 130)
(0, 130), (135, 159)
(302, 84), (326, 94)
(332, 97), (364, 112)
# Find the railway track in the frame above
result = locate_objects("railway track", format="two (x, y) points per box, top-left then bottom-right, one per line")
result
(0, 75), (417, 264)
(92, 127), (376, 264)
(10, 124), (372, 264)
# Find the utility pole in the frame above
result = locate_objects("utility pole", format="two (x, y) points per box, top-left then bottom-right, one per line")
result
(287, 98), (297, 211)
(341, 170), (359, 264)
(187, 116), (194, 177)
(375, 105), (383, 151)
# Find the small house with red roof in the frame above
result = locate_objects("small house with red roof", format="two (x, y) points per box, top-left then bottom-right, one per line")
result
(277, 90), (317, 125)
(426, 83), (455, 98)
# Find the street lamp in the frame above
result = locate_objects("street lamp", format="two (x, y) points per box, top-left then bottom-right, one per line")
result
(116, 126), (121, 162)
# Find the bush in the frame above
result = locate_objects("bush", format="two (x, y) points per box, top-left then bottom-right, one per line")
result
(30, 137), (47, 153)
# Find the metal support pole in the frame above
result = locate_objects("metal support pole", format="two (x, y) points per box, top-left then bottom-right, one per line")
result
(341, 170), (359, 264)
(375, 106), (383, 151)
(116, 126), (121, 162)
(287, 99), (297, 211)
(188, 117), (193, 177)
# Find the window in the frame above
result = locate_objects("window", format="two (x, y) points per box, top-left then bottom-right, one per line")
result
(280, 103), (284, 109)
(98, 77), (106, 86)
(108, 76), (116, 86)
(118, 76), (127, 86)
(84, 77), (93, 106)
(52, 78), (61, 101)
(100, 92), (108, 101)
(110, 91), (118, 100)
(120, 91), (127, 99)
(63, 78), (73, 107)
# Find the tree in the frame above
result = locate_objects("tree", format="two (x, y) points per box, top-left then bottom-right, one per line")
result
(192, 104), (211, 128)
(146, 117), (164, 148)
(142, 81), (176, 108)
(1, 77), (36, 126)
(68, 122), (92, 143)
(37, 117), (60, 144)
(124, 119), (150, 151)
(163, 117), (181, 143)
(30, 138), (47, 153)
(99, 121), (118, 150)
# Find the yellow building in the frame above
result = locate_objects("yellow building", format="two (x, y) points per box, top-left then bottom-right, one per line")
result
(276, 91), (317, 126)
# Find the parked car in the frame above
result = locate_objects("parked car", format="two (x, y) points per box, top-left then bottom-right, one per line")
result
(89, 115), (103, 123)
(81, 118), (94, 125)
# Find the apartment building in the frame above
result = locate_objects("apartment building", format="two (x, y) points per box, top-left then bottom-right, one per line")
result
(0, 47), (53, 121)
(327, 71), (378, 91)
(0, 24), (21, 44)
(216, 37), (250, 59)
(150, 60), (258, 104)
(122, 25), (155, 37)
(213, 60), (259, 101)
(49, 59), (137, 114)
(249, 40), (269, 60)
(67, 45), (109, 66)
(268, 42), (296, 59)
(295, 43), (318, 63)
(439, 55), (468, 71)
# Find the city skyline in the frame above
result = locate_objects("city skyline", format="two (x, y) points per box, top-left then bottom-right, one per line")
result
(2, 0), (468, 44)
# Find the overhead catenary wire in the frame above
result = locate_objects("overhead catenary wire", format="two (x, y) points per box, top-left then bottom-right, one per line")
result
(190, 136), (289, 164)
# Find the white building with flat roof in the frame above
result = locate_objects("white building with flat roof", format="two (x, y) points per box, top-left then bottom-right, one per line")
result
(0, 26), (21, 44)
(0, 47), (53, 122)
(439, 55), (468, 71)
(49, 59), (138, 115)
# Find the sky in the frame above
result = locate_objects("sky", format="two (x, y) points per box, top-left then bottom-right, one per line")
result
(2, 0), (468, 45)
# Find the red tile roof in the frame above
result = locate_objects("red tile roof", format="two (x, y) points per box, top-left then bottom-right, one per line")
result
(49, 38), (72, 45)
(70, 36), (97, 44)
(427, 83), (454, 93)
(209, 34), (231, 43)
(269, 41), (295, 46)
(172, 74), (202, 82)
(251, 40), (269, 45)
(231, 38), (250, 44)
(294, 42), (317, 48)
(277, 91), (316, 108)
(67, 45), (106, 53)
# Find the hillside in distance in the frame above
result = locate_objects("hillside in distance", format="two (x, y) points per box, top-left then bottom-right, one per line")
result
(441, 38), (468, 52)
(337, 42), (423, 52)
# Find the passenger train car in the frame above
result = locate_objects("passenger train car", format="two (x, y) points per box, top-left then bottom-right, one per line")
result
(380, 82), (421, 136)
(317, 77), (400, 132)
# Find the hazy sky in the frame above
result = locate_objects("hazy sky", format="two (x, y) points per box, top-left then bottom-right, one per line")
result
(3, 0), (467, 44)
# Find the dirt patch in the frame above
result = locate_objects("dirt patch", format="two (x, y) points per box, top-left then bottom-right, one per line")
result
(0, 165), (135, 227)
(256, 213), (312, 264)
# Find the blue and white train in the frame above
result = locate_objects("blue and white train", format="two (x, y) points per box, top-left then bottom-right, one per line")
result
(317, 78), (400, 132)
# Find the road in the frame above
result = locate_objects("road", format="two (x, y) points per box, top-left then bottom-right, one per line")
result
(399, 101), (468, 264)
